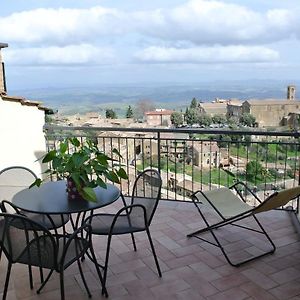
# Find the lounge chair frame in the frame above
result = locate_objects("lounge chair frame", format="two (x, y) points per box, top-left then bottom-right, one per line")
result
(187, 182), (300, 267)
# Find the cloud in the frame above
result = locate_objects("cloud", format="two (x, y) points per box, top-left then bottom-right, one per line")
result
(0, 0), (299, 48)
(4, 44), (116, 66)
(0, 0), (299, 68)
(137, 0), (299, 45)
(0, 7), (126, 46)
(135, 45), (280, 63)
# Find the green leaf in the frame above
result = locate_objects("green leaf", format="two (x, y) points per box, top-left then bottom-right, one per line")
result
(42, 150), (57, 163)
(52, 156), (63, 169)
(72, 153), (88, 168)
(106, 170), (120, 184)
(71, 173), (81, 187)
(29, 178), (42, 188)
(81, 187), (97, 202)
(59, 142), (68, 154)
(96, 177), (107, 189)
(70, 137), (80, 147)
(93, 164), (108, 173)
(112, 148), (123, 158)
(117, 168), (128, 179)
(96, 153), (109, 165)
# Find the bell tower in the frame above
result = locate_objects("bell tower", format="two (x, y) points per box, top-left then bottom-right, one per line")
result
(287, 85), (296, 101)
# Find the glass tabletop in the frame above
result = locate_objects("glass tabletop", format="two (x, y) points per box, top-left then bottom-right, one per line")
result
(12, 180), (121, 214)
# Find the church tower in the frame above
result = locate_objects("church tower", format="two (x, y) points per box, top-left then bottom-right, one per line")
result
(287, 85), (296, 101)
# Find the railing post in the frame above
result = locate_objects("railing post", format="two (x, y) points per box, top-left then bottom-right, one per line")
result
(157, 132), (161, 175)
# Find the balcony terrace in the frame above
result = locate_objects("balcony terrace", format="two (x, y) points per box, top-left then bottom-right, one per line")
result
(1, 125), (300, 299)
(1, 199), (300, 300)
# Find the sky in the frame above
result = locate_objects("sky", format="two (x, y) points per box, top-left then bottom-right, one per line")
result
(1, 0), (300, 90)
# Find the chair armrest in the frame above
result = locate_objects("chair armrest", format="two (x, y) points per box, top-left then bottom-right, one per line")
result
(1, 200), (24, 214)
(230, 181), (262, 204)
(111, 204), (148, 234)
(86, 204), (148, 235)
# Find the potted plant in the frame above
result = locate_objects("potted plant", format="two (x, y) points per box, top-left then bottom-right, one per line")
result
(32, 137), (128, 202)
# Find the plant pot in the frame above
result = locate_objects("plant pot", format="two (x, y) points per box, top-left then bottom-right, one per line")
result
(66, 177), (83, 201)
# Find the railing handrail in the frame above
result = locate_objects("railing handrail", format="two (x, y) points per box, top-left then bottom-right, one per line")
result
(44, 124), (300, 138)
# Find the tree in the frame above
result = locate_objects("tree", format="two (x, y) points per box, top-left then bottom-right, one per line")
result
(216, 135), (232, 148)
(246, 161), (263, 180)
(197, 114), (212, 127)
(239, 113), (256, 127)
(106, 109), (117, 119)
(134, 99), (155, 120)
(190, 97), (198, 109)
(170, 112), (183, 127)
(126, 105), (133, 118)
(212, 114), (226, 124)
(185, 108), (199, 125)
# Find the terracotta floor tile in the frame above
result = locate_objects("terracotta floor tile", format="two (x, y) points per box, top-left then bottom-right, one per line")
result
(0, 201), (300, 299)
(241, 268), (278, 290)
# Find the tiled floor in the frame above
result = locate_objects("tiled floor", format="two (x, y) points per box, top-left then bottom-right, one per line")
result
(1, 200), (300, 300)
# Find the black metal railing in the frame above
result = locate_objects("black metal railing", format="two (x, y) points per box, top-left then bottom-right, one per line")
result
(44, 124), (300, 210)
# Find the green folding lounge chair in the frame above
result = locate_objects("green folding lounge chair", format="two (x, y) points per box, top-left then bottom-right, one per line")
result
(187, 182), (300, 266)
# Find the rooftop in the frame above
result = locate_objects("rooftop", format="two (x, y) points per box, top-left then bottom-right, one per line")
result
(1, 200), (299, 299)
(0, 43), (8, 49)
(145, 109), (174, 116)
(0, 94), (53, 113)
(245, 99), (299, 105)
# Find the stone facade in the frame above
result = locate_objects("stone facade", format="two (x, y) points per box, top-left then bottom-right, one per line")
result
(198, 102), (227, 116)
(189, 141), (221, 169)
(242, 99), (300, 127)
(145, 109), (173, 126)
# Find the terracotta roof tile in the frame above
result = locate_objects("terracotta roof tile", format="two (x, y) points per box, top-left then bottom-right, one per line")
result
(1, 94), (53, 113)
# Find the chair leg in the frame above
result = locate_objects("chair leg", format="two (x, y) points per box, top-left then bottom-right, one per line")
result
(37, 269), (54, 294)
(89, 245), (108, 297)
(28, 265), (34, 289)
(102, 235), (113, 296)
(39, 267), (44, 284)
(3, 262), (12, 300)
(188, 213), (277, 267)
(59, 271), (65, 300)
(146, 228), (162, 277)
(253, 215), (276, 252)
(131, 233), (137, 251)
(77, 259), (91, 298)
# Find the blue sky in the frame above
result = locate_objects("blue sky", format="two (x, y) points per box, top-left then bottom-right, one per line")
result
(1, 0), (300, 90)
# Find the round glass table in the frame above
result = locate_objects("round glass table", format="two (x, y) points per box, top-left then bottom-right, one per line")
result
(12, 180), (120, 214)
(12, 180), (121, 230)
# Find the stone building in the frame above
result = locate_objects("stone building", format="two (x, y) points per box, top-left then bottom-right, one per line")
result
(198, 102), (227, 116)
(226, 99), (243, 121)
(242, 99), (299, 127)
(238, 86), (299, 127)
(189, 141), (221, 169)
(145, 109), (174, 126)
(0, 43), (52, 176)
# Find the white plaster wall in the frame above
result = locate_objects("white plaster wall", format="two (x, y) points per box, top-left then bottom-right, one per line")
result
(0, 96), (46, 177)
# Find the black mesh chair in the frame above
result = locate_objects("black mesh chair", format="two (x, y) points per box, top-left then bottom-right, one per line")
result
(0, 213), (106, 300)
(0, 166), (71, 289)
(85, 169), (162, 295)
(0, 166), (70, 230)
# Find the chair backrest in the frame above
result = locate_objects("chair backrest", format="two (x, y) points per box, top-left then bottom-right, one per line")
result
(0, 166), (37, 204)
(0, 213), (57, 269)
(131, 169), (162, 226)
(254, 186), (300, 214)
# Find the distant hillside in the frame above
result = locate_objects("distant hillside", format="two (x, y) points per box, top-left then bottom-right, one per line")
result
(10, 80), (299, 116)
